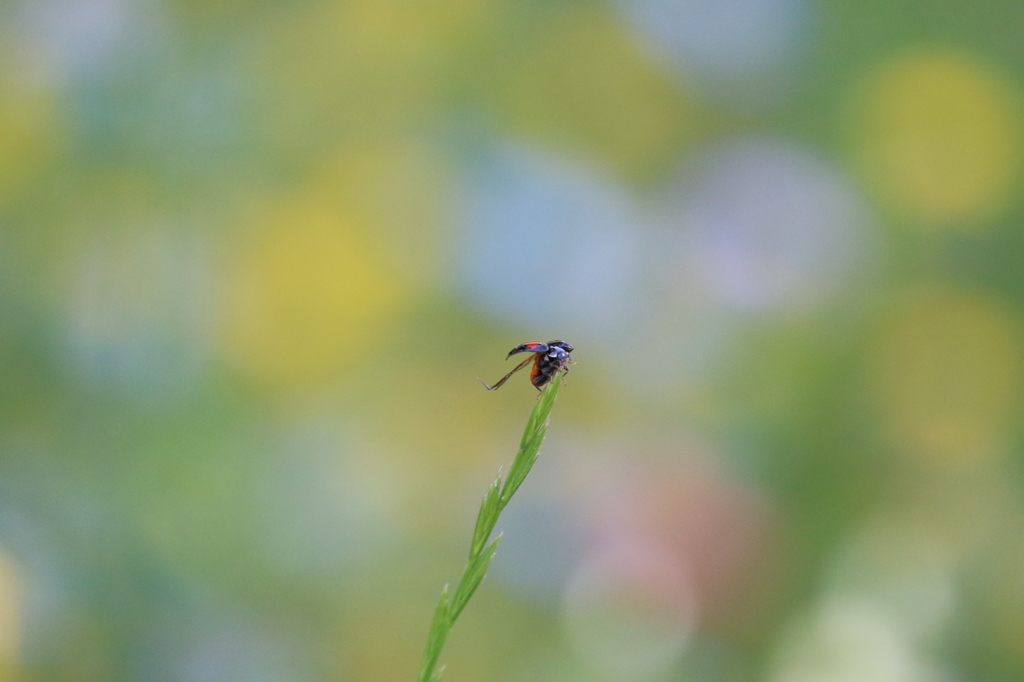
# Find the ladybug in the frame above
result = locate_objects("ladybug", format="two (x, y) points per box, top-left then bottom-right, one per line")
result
(481, 340), (574, 392)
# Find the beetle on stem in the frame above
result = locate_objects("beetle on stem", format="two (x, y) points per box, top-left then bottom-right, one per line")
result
(481, 340), (574, 392)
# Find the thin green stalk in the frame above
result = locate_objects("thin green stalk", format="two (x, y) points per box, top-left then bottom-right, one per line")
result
(416, 378), (563, 682)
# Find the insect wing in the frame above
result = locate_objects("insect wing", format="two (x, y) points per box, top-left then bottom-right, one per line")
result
(507, 342), (549, 358)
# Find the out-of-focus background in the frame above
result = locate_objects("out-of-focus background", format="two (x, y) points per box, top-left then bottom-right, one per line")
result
(1, 0), (1023, 680)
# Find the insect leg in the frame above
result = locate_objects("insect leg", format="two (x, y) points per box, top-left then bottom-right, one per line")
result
(480, 356), (534, 390)
(559, 360), (573, 385)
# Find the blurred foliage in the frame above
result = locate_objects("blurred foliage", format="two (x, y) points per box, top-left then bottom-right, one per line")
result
(0, 0), (1023, 681)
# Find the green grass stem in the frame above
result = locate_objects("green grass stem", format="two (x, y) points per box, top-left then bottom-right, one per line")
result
(415, 378), (563, 682)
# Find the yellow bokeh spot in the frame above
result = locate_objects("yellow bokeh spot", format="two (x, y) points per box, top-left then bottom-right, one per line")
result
(249, 0), (482, 151)
(0, 68), (61, 207)
(342, 0), (492, 66)
(310, 140), (455, 290)
(850, 48), (1022, 224)
(219, 199), (405, 387)
(0, 549), (20, 675)
(867, 290), (1022, 467)
(494, 6), (694, 179)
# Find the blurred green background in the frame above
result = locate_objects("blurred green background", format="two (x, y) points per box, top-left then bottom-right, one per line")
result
(1, 0), (1024, 680)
